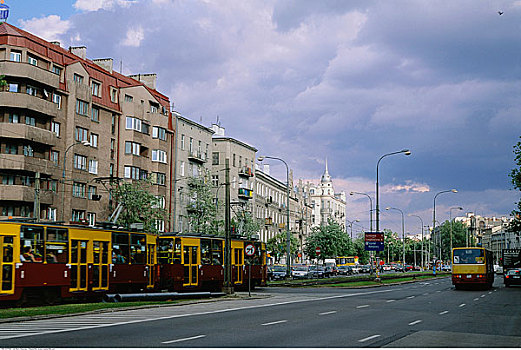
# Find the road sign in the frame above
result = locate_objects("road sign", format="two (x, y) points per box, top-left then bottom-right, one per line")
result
(245, 244), (255, 257)
(365, 232), (384, 251)
(316, 247), (321, 255)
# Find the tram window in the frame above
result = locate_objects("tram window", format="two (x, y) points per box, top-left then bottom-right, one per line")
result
(157, 238), (173, 264)
(211, 240), (223, 265)
(93, 241), (101, 264)
(80, 241), (87, 264)
(3, 236), (13, 263)
(45, 227), (68, 263)
(112, 232), (130, 264)
(20, 226), (44, 262)
(201, 239), (211, 265)
(173, 238), (182, 263)
(130, 234), (146, 264)
(2, 265), (12, 291)
(101, 242), (109, 265)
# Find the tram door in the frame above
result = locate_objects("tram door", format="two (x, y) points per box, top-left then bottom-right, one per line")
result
(70, 240), (89, 292)
(92, 241), (109, 291)
(146, 243), (155, 289)
(0, 236), (14, 294)
(182, 238), (199, 287)
(232, 241), (244, 284)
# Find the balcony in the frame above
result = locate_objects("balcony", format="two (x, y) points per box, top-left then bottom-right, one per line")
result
(0, 92), (58, 118)
(187, 150), (206, 164)
(0, 61), (60, 89)
(238, 187), (253, 199)
(265, 217), (273, 226)
(238, 166), (254, 177)
(0, 155), (57, 175)
(0, 123), (58, 146)
(0, 185), (54, 205)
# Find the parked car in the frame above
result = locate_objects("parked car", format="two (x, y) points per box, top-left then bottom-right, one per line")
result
(360, 264), (371, 273)
(382, 264), (392, 271)
(504, 269), (521, 287)
(308, 265), (325, 278)
(337, 266), (353, 275)
(441, 264), (452, 271)
(292, 265), (311, 279)
(324, 265), (337, 277)
(269, 265), (287, 280)
(405, 264), (414, 271)
(394, 264), (405, 272)
(351, 265), (361, 274)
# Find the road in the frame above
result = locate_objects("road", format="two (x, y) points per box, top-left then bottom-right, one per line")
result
(0, 276), (520, 347)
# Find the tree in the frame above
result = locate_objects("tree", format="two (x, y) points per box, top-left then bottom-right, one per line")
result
(508, 137), (521, 233)
(304, 219), (353, 260)
(111, 178), (166, 234)
(231, 210), (261, 239)
(267, 232), (299, 263)
(186, 171), (219, 235)
(0, 75), (6, 89)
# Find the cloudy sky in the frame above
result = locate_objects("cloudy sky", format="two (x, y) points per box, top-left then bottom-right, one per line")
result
(7, 0), (521, 235)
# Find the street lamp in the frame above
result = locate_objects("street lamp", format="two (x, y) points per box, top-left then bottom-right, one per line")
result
(408, 214), (424, 270)
(386, 206), (406, 269)
(61, 140), (90, 221)
(349, 192), (373, 232)
(346, 219), (360, 239)
(449, 206), (463, 256)
(433, 189), (457, 263)
(376, 149), (411, 233)
(258, 155), (290, 278)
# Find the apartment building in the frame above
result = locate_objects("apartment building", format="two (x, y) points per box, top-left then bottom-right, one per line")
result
(172, 113), (214, 233)
(0, 23), (174, 229)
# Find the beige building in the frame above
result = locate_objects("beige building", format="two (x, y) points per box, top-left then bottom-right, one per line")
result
(0, 23), (174, 230)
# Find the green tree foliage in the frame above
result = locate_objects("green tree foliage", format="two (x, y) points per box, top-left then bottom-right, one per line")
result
(231, 210), (260, 239)
(304, 219), (353, 260)
(0, 75), (6, 88)
(436, 220), (468, 261)
(111, 178), (166, 234)
(508, 137), (521, 233)
(267, 232), (299, 263)
(186, 171), (219, 235)
(382, 230), (402, 263)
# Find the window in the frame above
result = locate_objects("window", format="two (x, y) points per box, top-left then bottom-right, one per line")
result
(212, 175), (219, 187)
(5, 144), (17, 154)
(110, 139), (115, 159)
(90, 133), (98, 148)
(74, 154), (87, 170)
(150, 104), (158, 113)
(8, 114), (19, 123)
(75, 127), (88, 142)
(8, 83), (19, 92)
(2, 206), (14, 217)
(152, 172), (166, 185)
(153, 196), (165, 209)
(152, 126), (167, 140)
(212, 152), (219, 165)
(73, 74), (84, 84)
(125, 141), (140, 155)
(27, 55), (38, 66)
(180, 161), (185, 176)
(72, 210), (85, 222)
(91, 81), (101, 97)
(51, 121), (60, 137)
(50, 150), (59, 165)
(152, 149), (167, 163)
(88, 159), (98, 174)
(233, 154), (236, 167)
(125, 116), (142, 131)
(10, 51), (21, 62)
(180, 134), (185, 150)
(20, 175), (32, 186)
(26, 85), (37, 96)
(52, 65), (62, 76)
(2, 175), (15, 185)
(20, 205), (31, 217)
(47, 208), (57, 221)
(72, 182), (86, 198)
(110, 87), (118, 103)
(91, 106), (99, 122)
(109, 163), (114, 177)
(111, 114), (116, 134)
(87, 213), (96, 226)
(155, 220), (165, 233)
(189, 138), (193, 152)
(23, 145), (33, 157)
(124, 166), (146, 180)
(88, 186), (97, 200)
(124, 94), (133, 102)
(25, 116), (35, 126)
(76, 99), (88, 116)
(53, 93), (62, 109)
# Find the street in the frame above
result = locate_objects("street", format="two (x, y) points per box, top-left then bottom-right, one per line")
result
(0, 276), (520, 347)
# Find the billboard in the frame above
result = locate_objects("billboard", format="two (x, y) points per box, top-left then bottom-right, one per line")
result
(364, 232), (384, 251)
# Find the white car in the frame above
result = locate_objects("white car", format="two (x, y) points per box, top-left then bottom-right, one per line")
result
(351, 265), (361, 274)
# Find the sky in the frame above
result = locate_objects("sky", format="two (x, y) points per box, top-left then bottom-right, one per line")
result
(5, 0), (521, 236)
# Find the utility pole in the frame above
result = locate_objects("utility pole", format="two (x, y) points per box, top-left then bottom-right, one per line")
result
(223, 158), (233, 294)
(33, 172), (40, 221)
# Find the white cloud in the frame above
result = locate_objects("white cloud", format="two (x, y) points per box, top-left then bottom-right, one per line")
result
(19, 15), (71, 42)
(74, 0), (136, 12)
(121, 26), (145, 47)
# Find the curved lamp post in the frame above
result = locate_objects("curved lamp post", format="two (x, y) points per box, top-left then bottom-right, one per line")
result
(61, 140), (90, 221)
(433, 189), (457, 262)
(350, 191), (373, 232)
(376, 149), (411, 232)
(386, 206), (406, 269)
(408, 214), (424, 270)
(346, 219), (360, 239)
(449, 206), (463, 257)
(258, 155), (290, 278)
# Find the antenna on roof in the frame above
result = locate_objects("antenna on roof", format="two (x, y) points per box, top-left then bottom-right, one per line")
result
(119, 59), (122, 73)
(200, 116), (203, 124)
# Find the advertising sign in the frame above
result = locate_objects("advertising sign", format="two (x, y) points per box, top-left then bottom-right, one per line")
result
(364, 232), (384, 251)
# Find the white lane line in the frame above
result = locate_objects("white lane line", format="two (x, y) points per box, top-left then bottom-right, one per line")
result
(358, 334), (381, 343)
(319, 311), (337, 316)
(439, 311), (449, 315)
(480, 294), (486, 298)
(356, 305), (370, 309)
(161, 335), (206, 344)
(409, 320), (422, 326)
(473, 298), (479, 301)
(422, 293), (429, 296)
(386, 299), (395, 303)
(261, 320), (287, 326)
(488, 292), (492, 294)
(0, 288), (398, 341)
(406, 296), (415, 299)
(436, 290), (441, 293)
(459, 303), (466, 307)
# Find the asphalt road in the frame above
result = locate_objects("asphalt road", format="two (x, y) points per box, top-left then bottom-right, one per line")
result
(1, 275), (520, 347)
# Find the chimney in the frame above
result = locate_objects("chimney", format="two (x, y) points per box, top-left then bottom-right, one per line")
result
(211, 123), (225, 137)
(69, 46), (87, 60)
(93, 58), (113, 73)
(129, 73), (157, 90)
(50, 41), (61, 47)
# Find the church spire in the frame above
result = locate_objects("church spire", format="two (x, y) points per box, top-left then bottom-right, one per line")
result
(321, 158), (332, 184)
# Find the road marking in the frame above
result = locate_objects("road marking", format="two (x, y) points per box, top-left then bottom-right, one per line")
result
(356, 305), (370, 309)
(473, 298), (479, 301)
(406, 296), (415, 299)
(261, 320), (287, 326)
(319, 311), (337, 315)
(459, 303), (466, 307)
(439, 311), (449, 315)
(488, 292), (492, 295)
(162, 335), (206, 344)
(422, 293), (429, 296)
(409, 320), (422, 326)
(481, 294), (486, 298)
(358, 334), (381, 343)
(386, 299), (395, 303)
(436, 290), (441, 293)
